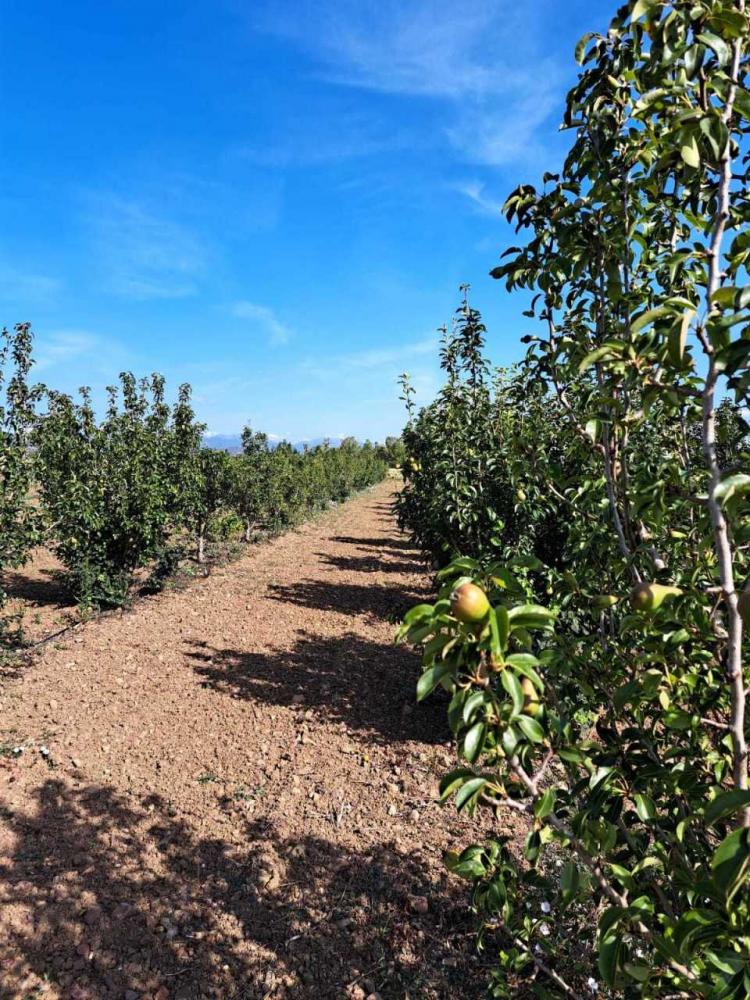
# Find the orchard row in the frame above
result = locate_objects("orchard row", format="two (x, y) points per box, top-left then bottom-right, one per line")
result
(397, 2), (750, 997)
(0, 322), (388, 618)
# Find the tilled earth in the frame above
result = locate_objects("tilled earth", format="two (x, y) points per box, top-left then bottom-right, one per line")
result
(0, 483), (507, 1000)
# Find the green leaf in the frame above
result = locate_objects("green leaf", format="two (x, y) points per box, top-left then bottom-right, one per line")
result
(598, 933), (623, 987)
(712, 827), (750, 903)
(714, 473), (750, 505)
(507, 604), (556, 629)
(505, 653), (544, 690)
(574, 31), (596, 64)
(403, 603), (434, 625)
(631, 0), (655, 20)
(561, 861), (580, 897)
(439, 768), (475, 802)
(417, 661), (453, 702)
(697, 31), (731, 67)
(516, 714), (545, 744)
(630, 305), (671, 335)
(634, 793), (656, 822)
(462, 721), (486, 763)
(534, 787), (556, 819)
(489, 605), (508, 655)
(705, 790), (750, 827)
(455, 776), (488, 812)
(501, 669), (525, 715)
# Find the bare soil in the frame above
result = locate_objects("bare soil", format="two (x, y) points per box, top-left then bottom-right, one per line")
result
(0, 483), (507, 1000)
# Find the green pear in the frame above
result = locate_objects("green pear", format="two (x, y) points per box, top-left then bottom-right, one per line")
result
(630, 582), (682, 612)
(591, 594), (619, 609)
(521, 676), (541, 717)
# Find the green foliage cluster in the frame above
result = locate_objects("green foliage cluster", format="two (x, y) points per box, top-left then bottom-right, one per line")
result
(0, 323), (42, 633)
(0, 333), (386, 615)
(399, 1), (750, 996)
(395, 294), (570, 569)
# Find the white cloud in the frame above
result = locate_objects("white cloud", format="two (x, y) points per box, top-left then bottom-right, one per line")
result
(33, 328), (132, 377)
(454, 180), (504, 217)
(231, 300), (292, 345)
(0, 264), (62, 305)
(254, 0), (565, 166)
(84, 194), (207, 300)
(300, 335), (438, 379)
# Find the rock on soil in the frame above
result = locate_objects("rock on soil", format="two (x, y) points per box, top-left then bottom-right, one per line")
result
(0, 482), (514, 998)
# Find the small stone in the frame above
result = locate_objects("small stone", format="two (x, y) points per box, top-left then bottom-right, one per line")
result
(83, 906), (102, 926)
(387, 804), (398, 816)
(409, 809), (420, 822)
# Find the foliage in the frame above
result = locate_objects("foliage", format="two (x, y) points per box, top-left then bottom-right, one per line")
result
(34, 374), (194, 607)
(396, 294), (570, 568)
(399, 2), (750, 996)
(0, 323), (42, 637)
(377, 435), (407, 468)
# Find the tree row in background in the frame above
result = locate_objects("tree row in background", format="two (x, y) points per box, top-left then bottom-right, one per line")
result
(399, 1), (750, 996)
(0, 322), (387, 623)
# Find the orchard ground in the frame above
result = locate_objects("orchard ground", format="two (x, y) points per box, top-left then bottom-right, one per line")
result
(0, 481), (520, 999)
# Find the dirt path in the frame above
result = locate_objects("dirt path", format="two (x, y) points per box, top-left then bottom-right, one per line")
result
(0, 482), (491, 1000)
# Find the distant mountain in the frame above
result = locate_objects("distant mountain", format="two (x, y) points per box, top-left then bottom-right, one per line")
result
(203, 433), (346, 454)
(202, 433), (243, 454)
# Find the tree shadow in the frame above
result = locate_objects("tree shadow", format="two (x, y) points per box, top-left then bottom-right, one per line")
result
(185, 631), (448, 746)
(267, 579), (425, 623)
(331, 536), (415, 553)
(1, 779), (488, 999)
(316, 553), (427, 575)
(3, 566), (73, 608)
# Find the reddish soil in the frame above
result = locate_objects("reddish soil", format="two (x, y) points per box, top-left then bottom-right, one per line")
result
(0, 483), (505, 1000)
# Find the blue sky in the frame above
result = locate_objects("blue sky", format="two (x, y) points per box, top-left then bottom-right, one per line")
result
(1, 0), (613, 442)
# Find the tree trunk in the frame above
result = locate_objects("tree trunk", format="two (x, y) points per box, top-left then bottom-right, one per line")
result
(197, 526), (206, 564)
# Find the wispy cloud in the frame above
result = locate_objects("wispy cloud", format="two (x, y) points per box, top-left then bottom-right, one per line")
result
(235, 105), (403, 168)
(84, 194), (207, 300)
(34, 328), (132, 376)
(454, 180), (504, 217)
(231, 300), (292, 345)
(300, 335), (438, 380)
(0, 263), (63, 306)
(254, 0), (566, 167)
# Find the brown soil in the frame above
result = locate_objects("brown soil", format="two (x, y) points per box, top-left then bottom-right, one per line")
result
(0, 483), (507, 1000)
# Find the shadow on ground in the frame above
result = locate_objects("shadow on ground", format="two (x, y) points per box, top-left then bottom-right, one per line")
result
(0, 781), (487, 999)
(4, 567), (73, 608)
(267, 579), (423, 622)
(315, 553), (427, 576)
(185, 630), (448, 746)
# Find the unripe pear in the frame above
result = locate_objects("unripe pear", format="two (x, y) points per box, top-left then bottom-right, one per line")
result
(450, 582), (490, 624)
(516, 488), (527, 502)
(630, 582), (682, 612)
(591, 594), (619, 609)
(521, 676), (541, 717)
(738, 588), (750, 629)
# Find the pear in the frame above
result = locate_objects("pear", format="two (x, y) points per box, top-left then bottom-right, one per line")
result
(450, 582), (490, 624)
(630, 582), (682, 612)
(591, 594), (619, 609)
(521, 676), (541, 717)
